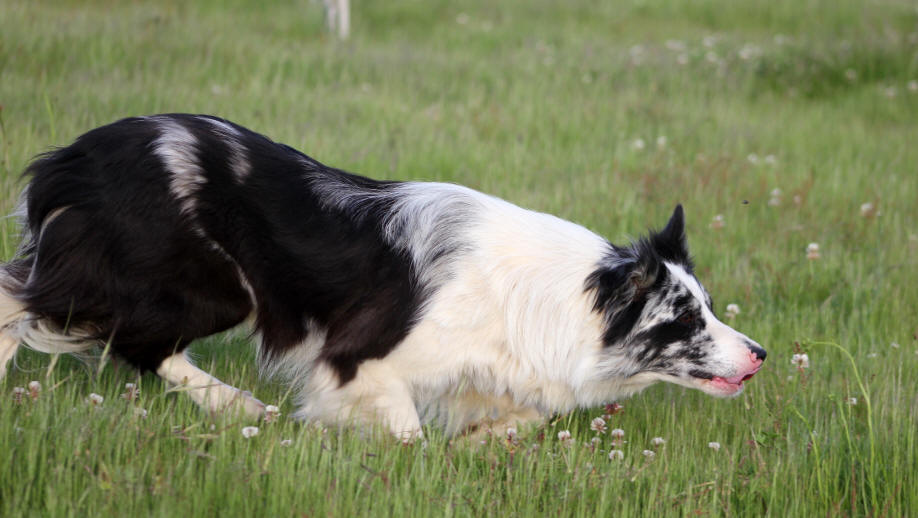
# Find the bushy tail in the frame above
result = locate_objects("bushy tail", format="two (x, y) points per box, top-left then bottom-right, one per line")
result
(0, 264), (29, 379)
(0, 258), (99, 380)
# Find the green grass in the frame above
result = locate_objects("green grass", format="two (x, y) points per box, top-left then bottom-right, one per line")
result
(2, 0), (917, 515)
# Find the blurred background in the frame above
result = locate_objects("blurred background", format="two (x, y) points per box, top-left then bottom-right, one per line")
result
(1, 1), (917, 515)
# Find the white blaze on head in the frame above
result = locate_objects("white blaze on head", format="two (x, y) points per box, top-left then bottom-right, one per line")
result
(664, 262), (762, 377)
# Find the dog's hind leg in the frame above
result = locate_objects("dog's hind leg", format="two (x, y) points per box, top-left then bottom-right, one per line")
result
(156, 352), (265, 418)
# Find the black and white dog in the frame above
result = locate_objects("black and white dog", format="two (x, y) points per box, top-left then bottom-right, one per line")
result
(0, 114), (765, 438)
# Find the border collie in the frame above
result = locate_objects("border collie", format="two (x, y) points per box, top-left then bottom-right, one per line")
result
(0, 114), (765, 438)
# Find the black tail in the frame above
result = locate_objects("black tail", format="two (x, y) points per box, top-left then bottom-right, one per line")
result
(3, 123), (253, 372)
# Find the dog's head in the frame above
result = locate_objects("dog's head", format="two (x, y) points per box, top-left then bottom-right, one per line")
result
(587, 205), (765, 396)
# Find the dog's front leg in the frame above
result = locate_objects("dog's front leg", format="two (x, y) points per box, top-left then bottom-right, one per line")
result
(319, 362), (423, 441)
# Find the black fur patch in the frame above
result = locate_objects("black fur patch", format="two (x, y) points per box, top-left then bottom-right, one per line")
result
(586, 205), (694, 347)
(10, 114), (434, 382)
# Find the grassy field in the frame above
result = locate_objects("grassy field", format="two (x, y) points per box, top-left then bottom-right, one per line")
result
(1, 0), (917, 515)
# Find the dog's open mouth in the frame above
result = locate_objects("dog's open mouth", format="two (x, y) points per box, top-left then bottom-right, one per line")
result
(689, 367), (761, 395)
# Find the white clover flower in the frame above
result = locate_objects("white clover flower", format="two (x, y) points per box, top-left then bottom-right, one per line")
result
(642, 449), (655, 458)
(866, 352), (878, 359)
(631, 138), (646, 151)
(610, 428), (625, 439)
(121, 383), (140, 401)
(133, 407), (148, 418)
(651, 437), (666, 447)
(710, 214), (725, 230)
(557, 430), (572, 442)
(738, 44), (761, 61)
(725, 303), (741, 319)
(12, 386), (26, 404)
(791, 353), (810, 369)
(629, 46), (645, 65)
(608, 449), (624, 460)
(590, 437), (602, 446)
(806, 242), (821, 260)
(665, 40), (686, 52)
(708, 441), (721, 451)
(590, 417), (607, 434)
(847, 397), (858, 406)
(860, 202), (875, 218)
(241, 426), (259, 438)
(87, 393), (104, 406)
(28, 381), (41, 400)
(703, 35), (718, 48)
(656, 136), (668, 149)
(768, 188), (782, 206)
(890, 342), (900, 349)
(264, 404), (281, 423)
(455, 13), (470, 25)
(280, 439), (293, 447)
(908, 80), (918, 92)
(747, 153), (760, 165)
(764, 154), (777, 165)
(506, 427), (518, 442)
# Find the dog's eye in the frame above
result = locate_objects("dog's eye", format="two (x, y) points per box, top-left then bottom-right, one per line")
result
(677, 312), (696, 325)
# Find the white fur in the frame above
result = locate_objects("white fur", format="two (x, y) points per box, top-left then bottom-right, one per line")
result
(0, 335), (17, 380)
(200, 117), (251, 182)
(156, 352), (265, 417)
(283, 187), (630, 436)
(153, 118), (205, 218)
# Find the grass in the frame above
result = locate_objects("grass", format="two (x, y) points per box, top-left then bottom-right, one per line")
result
(1, 0), (917, 515)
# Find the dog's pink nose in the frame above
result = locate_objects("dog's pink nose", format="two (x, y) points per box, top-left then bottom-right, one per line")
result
(746, 342), (766, 363)
(740, 349), (765, 382)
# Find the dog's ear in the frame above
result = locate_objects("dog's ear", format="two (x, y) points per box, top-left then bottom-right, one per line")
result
(588, 253), (662, 345)
(650, 204), (690, 264)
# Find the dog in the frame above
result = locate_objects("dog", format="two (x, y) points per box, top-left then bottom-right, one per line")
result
(0, 114), (765, 438)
